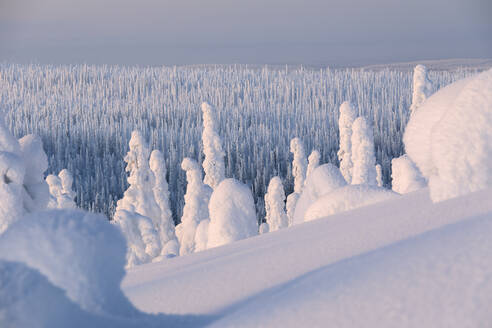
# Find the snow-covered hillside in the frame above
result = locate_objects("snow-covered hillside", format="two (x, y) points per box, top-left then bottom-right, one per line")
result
(120, 187), (492, 327)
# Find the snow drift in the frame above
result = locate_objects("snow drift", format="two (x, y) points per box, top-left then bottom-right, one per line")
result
(404, 68), (492, 202)
(0, 210), (138, 317)
(211, 211), (492, 328)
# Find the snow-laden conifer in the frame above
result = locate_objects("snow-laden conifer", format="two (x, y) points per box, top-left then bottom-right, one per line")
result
(391, 155), (426, 194)
(286, 138), (307, 225)
(58, 169), (76, 206)
(264, 176), (288, 232)
(337, 101), (357, 183)
(177, 157), (212, 255)
(18, 135), (50, 212)
(306, 150), (320, 180)
(47, 170), (76, 209)
(290, 138), (307, 193)
(351, 117), (377, 186)
(410, 65), (432, 113)
(376, 164), (383, 187)
(0, 115), (24, 233)
(207, 178), (257, 248)
(114, 131), (161, 264)
(0, 115), (49, 234)
(202, 102), (225, 190)
(149, 150), (179, 257)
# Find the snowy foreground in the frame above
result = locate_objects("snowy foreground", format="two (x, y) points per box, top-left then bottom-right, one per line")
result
(122, 187), (492, 327)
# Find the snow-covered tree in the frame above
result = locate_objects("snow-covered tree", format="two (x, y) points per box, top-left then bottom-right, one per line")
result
(58, 169), (76, 206)
(264, 176), (288, 232)
(337, 101), (357, 183)
(0, 119), (24, 234)
(391, 155), (426, 194)
(351, 117), (377, 186)
(376, 164), (383, 187)
(306, 150), (320, 180)
(290, 138), (307, 193)
(259, 222), (269, 234)
(47, 170), (76, 209)
(149, 150), (179, 257)
(202, 102), (225, 190)
(286, 138), (307, 225)
(194, 219), (210, 252)
(115, 131), (161, 264)
(176, 157), (212, 255)
(207, 179), (257, 248)
(410, 65), (432, 113)
(0, 115), (49, 234)
(113, 209), (155, 267)
(18, 135), (50, 212)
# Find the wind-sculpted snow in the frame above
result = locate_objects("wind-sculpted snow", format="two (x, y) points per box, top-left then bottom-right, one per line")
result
(0, 209), (137, 317)
(0, 210), (215, 328)
(211, 212), (492, 328)
(404, 68), (492, 201)
(123, 188), (492, 323)
(0, 64), (476, 221)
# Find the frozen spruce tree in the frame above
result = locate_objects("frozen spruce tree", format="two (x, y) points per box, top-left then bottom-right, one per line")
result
(286, 138), (307, 225)
(149, 150), (179, 257)
(391, 155), (426, 194)
(202, 102), (225, 190)
(58, 169), (76, 207)
(114, 131), (161, 264)
(207, 179), (258, 248)
(47, 170), (76, 209)
(0, 115), (50, 234)
(306, 150), (321, 180)
(351, 117), (377, 186)
(176, 158), (212, 255)
(0, 117), (25, 234)
(264, 176), (288, 232)
(337, 101), (357, 183)
(410, 65), (433, 113)
(376, 164), (383, 187)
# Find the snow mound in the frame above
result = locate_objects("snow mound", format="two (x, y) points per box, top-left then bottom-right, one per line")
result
(0, 260), (128, 328)
(305, 184), (399, 221)
(293, 164), (347, 224)
(404, 68), (492, 201)
(211, 213), (492, 328)
(0, 209), (138, 318)
(207, 179), (258, 248)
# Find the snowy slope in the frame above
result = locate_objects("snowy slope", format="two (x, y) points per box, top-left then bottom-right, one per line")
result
(122, 188), (492, 325)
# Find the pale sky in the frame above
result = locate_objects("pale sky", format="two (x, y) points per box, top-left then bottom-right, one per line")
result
(1, 0), (491, 65)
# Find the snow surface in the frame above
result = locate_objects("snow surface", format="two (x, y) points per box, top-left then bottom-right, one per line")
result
(293, 163), (347, 225)
(123, 187), (492, 327)
(404, 68), (492, 201)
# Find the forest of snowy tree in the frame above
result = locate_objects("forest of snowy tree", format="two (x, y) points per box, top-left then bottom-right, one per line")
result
(0, 64), (479, 221)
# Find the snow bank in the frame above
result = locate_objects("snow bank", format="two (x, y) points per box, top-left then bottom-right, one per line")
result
(207, 179), (257, 248)
(293, 164), (346, 224)
(0, 260), (138, 328)
(211, 213), (492, 328)
(304, 184), (399, 221)
(404, 68), (492, 201)
(0, 209), (138, 318)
